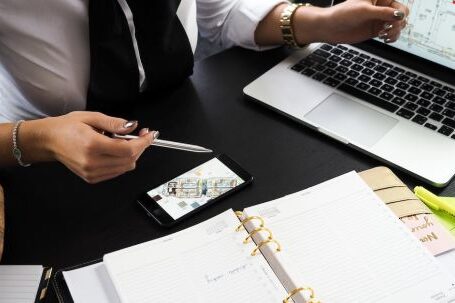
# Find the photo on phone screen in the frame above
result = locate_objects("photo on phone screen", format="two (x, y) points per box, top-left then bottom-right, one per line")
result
(138, 155), (252, 226)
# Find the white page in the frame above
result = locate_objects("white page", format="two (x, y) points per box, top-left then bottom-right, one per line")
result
(437, 249), (455, 278)
(63, 263), (120, 303)
(103, 209), (287, 303)
(0, 265), (43, 303)
(244, 172), (455, 303)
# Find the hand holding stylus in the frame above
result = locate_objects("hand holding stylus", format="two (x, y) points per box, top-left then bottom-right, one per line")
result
(26, 112), (155, 184)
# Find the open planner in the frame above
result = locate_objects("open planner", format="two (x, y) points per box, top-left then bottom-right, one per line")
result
(53, 172), (455, 303)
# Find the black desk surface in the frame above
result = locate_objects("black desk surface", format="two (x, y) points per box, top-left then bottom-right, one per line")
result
(2, 47), (455, 302)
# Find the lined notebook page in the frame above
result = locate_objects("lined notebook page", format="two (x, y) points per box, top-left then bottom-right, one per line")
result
(0, 265), (43, 303)
(103, 210), (287, 303)
(244, 172), (455, 303)
(437, 249), (455, 278)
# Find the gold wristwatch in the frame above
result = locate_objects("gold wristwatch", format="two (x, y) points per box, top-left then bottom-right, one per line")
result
(280, 3), (311, 48)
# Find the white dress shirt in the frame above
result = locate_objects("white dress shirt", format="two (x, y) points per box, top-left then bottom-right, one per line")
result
(0, 0), (284, 123)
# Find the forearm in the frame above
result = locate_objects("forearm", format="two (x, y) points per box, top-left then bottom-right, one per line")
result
(254, 3), (287, 46)
(198, 0), (289, 51)
(255, 0), (409, 47)
(0, 119), (53, 166)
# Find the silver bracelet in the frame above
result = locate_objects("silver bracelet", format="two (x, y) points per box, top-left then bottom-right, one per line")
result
(12, 120), (31, 167)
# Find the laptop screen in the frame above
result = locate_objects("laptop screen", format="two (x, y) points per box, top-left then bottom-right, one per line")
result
(380, 0), (455, 71)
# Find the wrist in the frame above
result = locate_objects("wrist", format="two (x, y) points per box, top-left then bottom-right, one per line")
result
(20, 117), (56, 163)
(11, 121), (31, 167)
(293, 6), (329, 45)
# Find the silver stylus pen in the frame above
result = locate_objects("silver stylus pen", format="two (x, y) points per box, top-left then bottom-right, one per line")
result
(112, 134), (213, 153)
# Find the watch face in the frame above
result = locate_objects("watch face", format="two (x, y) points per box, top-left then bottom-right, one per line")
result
(13, 147), (21, 158)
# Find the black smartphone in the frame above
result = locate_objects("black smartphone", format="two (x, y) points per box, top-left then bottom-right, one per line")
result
(137, 154), (253, 227)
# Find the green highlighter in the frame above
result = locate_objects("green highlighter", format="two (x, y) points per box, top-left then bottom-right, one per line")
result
(414, 186), (455, 235)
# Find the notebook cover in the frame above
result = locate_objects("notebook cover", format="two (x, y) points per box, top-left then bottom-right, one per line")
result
(359, 166), (455, 255)
(53, 259), (102, 303)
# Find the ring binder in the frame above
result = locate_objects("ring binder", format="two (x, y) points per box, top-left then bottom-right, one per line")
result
(235, 216), (265, 232)
(243, 227), (273, 244)
(38, 268), (53, 301)
(283, 286), (320, 303)
(234, 214), (281, 256)
(234, 212), (318, 301)
(251, 239), (281, 256)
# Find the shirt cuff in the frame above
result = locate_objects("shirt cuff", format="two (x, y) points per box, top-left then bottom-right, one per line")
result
(222, 0), (289, 50)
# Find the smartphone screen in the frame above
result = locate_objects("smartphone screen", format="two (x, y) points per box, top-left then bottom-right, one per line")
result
(138, 155), (252, 226)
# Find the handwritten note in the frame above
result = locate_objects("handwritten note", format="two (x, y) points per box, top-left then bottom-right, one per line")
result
(205, 264), (249, 284)
(401, 214), (455, 255)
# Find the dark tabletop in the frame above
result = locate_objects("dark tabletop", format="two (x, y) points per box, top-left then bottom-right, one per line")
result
(1, 46), (455, 302)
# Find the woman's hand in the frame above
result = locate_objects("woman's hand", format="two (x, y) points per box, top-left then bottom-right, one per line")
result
(295, 0), (409, 45)
(21, 111), (156, 184)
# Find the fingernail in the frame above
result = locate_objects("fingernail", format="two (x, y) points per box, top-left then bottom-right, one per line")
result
(123, 120), (138, 129)
(384, 23), (393, 30)
(142, 128), (149, 134)
(385, 38), (393, 43)
(393, 10), (405, 19)
(153, 131), (160, 139)
(378, 31), (388, 39)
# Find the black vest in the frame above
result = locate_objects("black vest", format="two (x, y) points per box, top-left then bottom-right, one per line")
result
(87, 0), (194, 113)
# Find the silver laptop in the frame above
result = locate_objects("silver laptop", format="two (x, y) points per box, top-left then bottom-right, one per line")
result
(244, 0), (455, 187)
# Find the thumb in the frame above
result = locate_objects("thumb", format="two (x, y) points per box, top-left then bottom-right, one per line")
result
(368, 6), (405, 22)
(83, 112), (138, 134)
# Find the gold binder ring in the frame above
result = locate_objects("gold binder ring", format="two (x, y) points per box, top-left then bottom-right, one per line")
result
(283, 287), (318, 303)
(243, 227), (273, 244)
(235, 211), (244, 218)
(251, 239), (281, 256)
(235, 216), (265, 232)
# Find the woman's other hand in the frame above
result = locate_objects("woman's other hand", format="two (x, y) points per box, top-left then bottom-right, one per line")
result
(294, 0), (409, 45)
(22, 111), (155, 184)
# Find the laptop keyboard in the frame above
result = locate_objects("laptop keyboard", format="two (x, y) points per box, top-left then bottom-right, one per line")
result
(291, 44), (455, 139)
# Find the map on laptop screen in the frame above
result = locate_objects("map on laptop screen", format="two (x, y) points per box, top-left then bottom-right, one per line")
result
(385, 0), (455, 70)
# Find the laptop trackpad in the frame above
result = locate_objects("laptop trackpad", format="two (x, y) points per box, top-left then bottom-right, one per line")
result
(304, 93), (398, 147)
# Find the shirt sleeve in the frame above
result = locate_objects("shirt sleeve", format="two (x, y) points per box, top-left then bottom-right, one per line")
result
(196, 0), (288, 50)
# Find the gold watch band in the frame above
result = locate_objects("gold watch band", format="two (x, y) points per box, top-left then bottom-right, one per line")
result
(280, 3), (311, 48)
